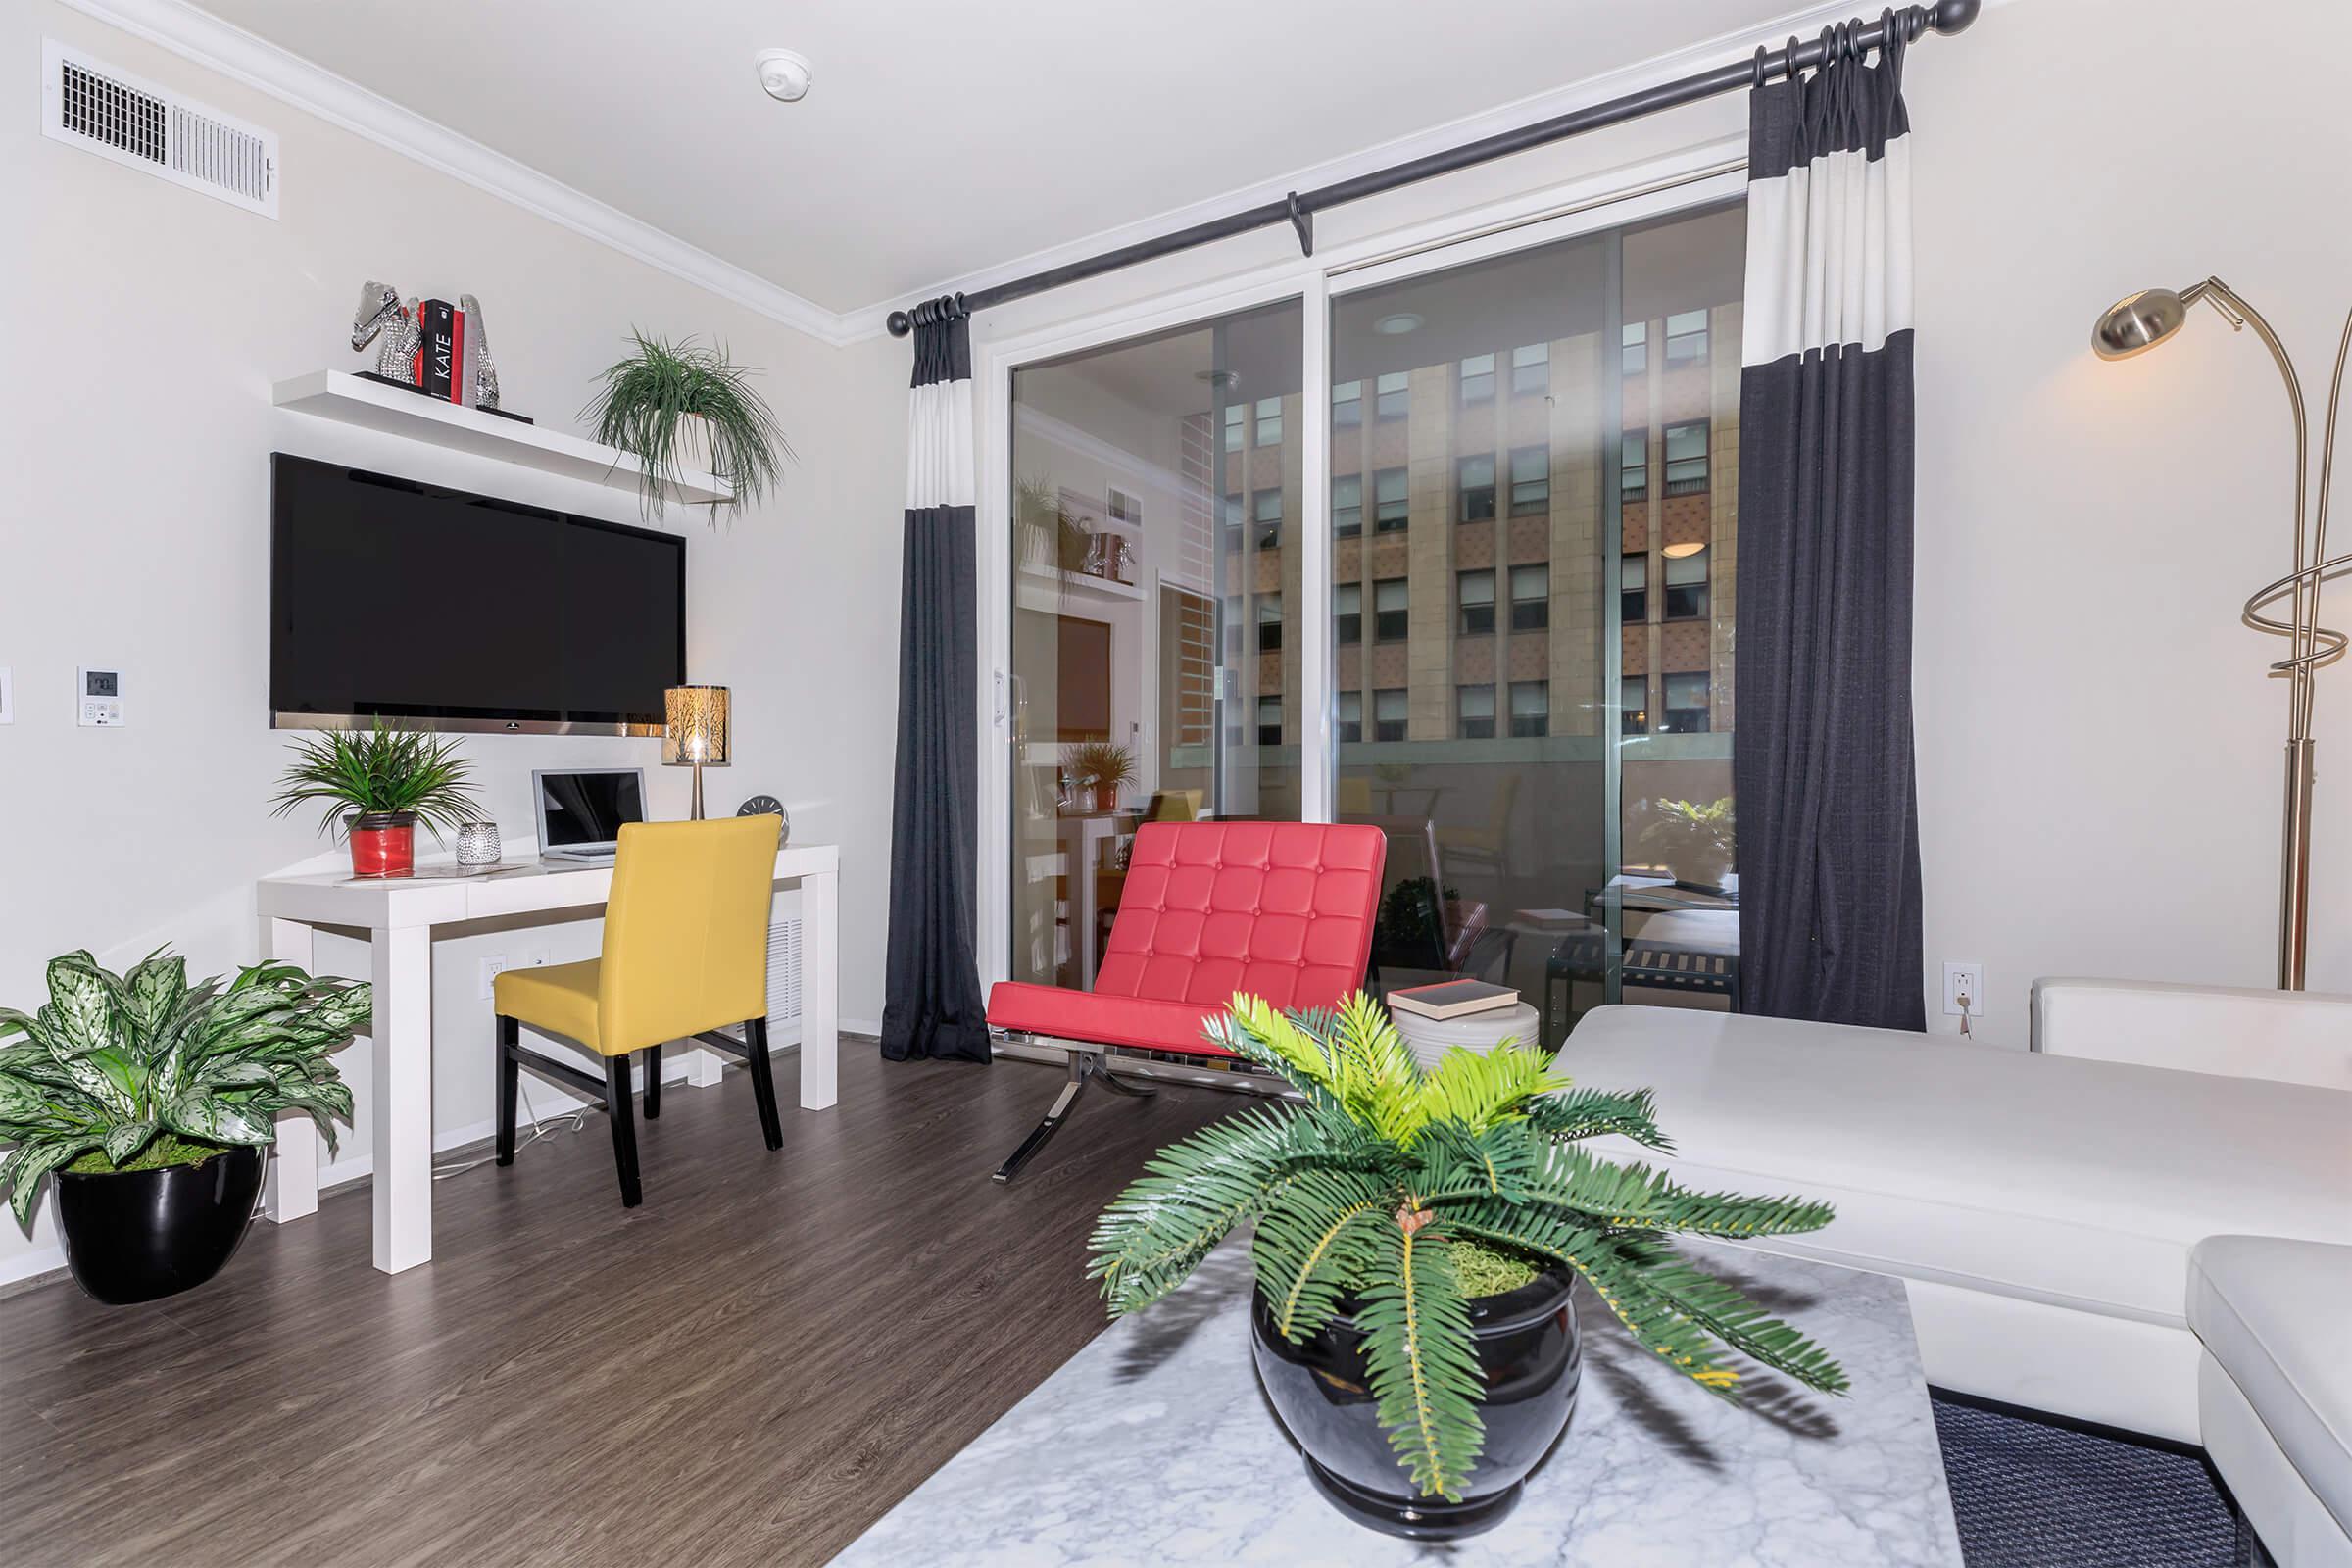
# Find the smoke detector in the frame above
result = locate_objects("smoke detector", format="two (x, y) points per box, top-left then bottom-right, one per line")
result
(756, 50), (812, 103)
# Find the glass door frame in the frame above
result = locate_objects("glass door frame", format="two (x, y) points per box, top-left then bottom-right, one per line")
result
(971, 155), (1748, 996)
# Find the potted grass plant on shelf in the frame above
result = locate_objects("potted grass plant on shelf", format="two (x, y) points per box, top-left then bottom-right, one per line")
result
(1088, 994), (1847, 1542)
(270, 720), (480, 876)
(1062, 741), (1136, 813)
(582, 329), (793, 521)
(0, 949), (368, 1304)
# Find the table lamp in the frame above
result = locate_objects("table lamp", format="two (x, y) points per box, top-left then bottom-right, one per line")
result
(2091, 278), (2351, 989)
(663, 685), (730, 821)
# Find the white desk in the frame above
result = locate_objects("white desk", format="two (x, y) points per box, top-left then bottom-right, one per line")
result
(255, 842), (840, 1274)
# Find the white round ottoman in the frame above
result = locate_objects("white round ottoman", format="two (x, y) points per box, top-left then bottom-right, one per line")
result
(1392, 1002), (1543, 1070)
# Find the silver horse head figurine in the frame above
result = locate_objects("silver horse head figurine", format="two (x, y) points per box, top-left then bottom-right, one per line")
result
(459, 293), (500, 410)
(350, 279), (422, 382)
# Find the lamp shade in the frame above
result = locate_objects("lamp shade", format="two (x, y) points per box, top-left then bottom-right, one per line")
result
(662, 685), (730, 766)
(2092, 288), (2189, 360)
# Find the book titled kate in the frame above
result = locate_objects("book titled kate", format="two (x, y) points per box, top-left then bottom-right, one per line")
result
(416, 298), (459, 402)
(1387, 979), (1520, 1021)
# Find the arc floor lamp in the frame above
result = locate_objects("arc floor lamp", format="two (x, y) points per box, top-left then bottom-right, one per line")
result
(2094, 280), (2351, 988)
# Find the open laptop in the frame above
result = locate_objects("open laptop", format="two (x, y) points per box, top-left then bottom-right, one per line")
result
(532, 768), (646, 863)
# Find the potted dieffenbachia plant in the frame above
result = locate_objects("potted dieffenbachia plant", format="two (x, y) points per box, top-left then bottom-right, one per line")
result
(0, 950), (368, 1304)
(1088, 995), (1846, 1541)
(270, 719), (481, 876)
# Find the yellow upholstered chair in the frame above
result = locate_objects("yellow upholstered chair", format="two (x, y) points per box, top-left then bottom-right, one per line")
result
(493, 814), (783, 1207)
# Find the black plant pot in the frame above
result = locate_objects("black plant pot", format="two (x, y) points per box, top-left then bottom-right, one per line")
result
(54, 1144), (265, 1305)
(1251, 1267), (1581, 1542)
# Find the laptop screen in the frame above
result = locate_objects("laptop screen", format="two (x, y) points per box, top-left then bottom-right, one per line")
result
(537, 770), (645, 851)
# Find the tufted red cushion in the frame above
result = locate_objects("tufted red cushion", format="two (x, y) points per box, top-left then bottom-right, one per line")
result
(986, 821), (1387, 1057)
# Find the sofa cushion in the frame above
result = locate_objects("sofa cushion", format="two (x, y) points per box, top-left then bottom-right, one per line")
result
(2189, 1236), (2352, 1540)
(1562, 1006), (2352, 1327)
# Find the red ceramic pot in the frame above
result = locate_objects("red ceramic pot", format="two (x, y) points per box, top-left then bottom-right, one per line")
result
(347, 811), (416, 876)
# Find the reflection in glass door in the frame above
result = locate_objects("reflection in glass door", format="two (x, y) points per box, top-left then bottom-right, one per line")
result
(1006, 300), (1303, 992)
(1329, 201), (1745, 1042)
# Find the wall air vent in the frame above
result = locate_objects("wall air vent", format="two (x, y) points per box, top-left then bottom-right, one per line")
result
(42, 39), (278, 219)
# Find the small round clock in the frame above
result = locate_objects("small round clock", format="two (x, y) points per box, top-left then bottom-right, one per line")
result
(737, 796), (790, 844)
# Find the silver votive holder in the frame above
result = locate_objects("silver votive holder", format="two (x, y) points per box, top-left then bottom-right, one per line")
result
(454, 821), (502, 866)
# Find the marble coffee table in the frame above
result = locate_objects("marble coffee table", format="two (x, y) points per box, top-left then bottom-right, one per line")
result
(834, 1239), (1962, 1566)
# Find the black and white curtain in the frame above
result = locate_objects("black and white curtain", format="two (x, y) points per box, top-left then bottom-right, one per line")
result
(1734, 23), (1925, 1031)
(880, 297), (992, 1063)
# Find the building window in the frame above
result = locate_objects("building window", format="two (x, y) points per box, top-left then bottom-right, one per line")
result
(1508, 681), (1549, 739)
(1374, 687), (1408, 743)
(1621, 429), (1649, 504)
(1458, 454), (1495, 522)
(1662, 671), (1710, 733)
(1621, 675), (1650, 735)
(1257, 593), (1283, 653)
(1508, 445), (1549, 516)
(1337, 691), (1363, 743)
(1510, 564), (1549, 632)
(1664, 545), (1710, 620)
(1620, 553), (1648, 623)
(1511, 343), (1549, 397)
(1255, 396), (1284, 447)
(1664, 421), (1709, 496)
(1374, 578), (1408, 642)
(1332, 474), (1362, 537)
(1254, 488), (1283, 549)
(1335, 582), (1362, 644)
(1373, 467), (1409, 532)
(1257, 694), (1284, 747)
(1223, 403), (1245, 453)
(1333, 379), (1362, 428)
(1457, 684), (1496, 739)
(1457, 569), (1495, 636)
(1665, 309), (1709, 366)
(1223, 493), (1244, 557)
(1622, 321), (1648, 377)
(1459, 353), (1495, 403)
(1375, 371), (1409, 420)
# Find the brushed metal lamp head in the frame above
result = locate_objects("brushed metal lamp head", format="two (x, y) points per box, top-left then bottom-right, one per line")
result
(2091, 287), (2191, 360)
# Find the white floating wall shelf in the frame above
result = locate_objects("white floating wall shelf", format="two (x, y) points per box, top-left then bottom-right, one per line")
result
(270, 370), (732, 506)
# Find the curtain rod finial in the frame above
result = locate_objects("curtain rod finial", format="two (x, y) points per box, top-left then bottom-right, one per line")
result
(1931, 0), (1982, 34)
(887, 310), (912, 338)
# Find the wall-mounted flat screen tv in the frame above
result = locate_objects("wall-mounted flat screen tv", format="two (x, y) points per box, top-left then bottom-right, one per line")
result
(270, 453), (685, 732)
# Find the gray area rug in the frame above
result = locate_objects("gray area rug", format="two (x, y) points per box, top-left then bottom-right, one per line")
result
(1934, 1394), (2255, 1567)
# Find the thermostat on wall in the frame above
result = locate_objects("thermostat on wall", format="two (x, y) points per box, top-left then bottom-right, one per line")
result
(76, 666), (124, 726)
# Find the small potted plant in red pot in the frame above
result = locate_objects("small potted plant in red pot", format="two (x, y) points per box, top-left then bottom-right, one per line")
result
(270, 720), (480, 876)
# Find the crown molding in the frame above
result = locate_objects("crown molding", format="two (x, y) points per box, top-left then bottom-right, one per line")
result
(57, 0), (861, 347)
(847, 0), (2025, 337)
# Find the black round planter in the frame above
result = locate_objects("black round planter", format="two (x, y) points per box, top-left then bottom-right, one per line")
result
(54, 1144), (265, 1305)
(1251, 1266), (1581, 1542)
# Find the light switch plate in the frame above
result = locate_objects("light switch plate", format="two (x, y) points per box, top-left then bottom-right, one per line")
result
(0, 666), (13, 724)
(75, 665), (124, 727)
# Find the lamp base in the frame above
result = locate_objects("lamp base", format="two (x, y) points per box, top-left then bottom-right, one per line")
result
(691, 760), (706, 822)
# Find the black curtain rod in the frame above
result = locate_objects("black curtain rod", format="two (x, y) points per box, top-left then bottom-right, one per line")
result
(888, 0), (1979, 337)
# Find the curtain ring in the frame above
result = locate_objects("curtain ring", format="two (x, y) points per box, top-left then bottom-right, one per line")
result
(1753, 43), (1769, 88)
(1787, 34), (1803, 78)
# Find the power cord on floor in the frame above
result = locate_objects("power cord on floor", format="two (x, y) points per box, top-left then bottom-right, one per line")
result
(432, 1078), (590, 1181)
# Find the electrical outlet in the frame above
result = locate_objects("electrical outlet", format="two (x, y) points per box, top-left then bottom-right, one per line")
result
(479, 954), (508, 1001)
(1942, 961), (1984, 1018)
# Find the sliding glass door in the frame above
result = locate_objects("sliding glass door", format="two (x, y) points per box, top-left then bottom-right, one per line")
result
(996, 193), (1744, 1030)
(1004, 300), (1302, 992)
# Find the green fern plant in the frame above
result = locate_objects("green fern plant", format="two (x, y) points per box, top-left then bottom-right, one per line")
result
(1089, 994), (1846, 1501)
(0, 950), (368, 1224)
(269, 719), (481, 843)
(582, 329), (793, 521)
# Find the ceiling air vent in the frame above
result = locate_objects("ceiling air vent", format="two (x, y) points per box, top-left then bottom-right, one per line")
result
(41, 39), (278, 219)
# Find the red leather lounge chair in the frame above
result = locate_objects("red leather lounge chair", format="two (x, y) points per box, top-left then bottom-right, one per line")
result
(986, 820), (1387, 1183)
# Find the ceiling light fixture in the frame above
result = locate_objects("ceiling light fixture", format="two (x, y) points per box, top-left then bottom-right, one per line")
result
(1373, 313), (1423, 336)
(755, 49), (813, 103)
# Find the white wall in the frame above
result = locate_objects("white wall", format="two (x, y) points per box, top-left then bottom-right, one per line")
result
(0, 0), (905, 1282)
(965, 0), (2352, 1048)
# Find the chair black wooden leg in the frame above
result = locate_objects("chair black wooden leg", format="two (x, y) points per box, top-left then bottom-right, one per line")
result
(603, 1054), (642, 1207)
(643, 1043), (661, 1119)
(495, 1015), (519, 1166)
(744, 1017), (784, 1152)
(993, 1053), (1095, 1185)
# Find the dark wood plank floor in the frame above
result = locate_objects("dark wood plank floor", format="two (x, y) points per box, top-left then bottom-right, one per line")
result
(0, 1043), (1238, 1568)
